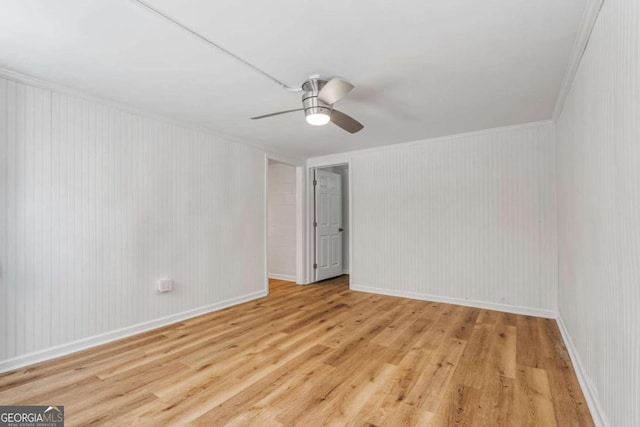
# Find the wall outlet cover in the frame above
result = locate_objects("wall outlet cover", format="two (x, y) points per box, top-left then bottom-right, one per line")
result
(157, 279), (173, 293)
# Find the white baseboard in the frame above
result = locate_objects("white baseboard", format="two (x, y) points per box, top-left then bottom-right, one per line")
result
(0, 290), (267, 374)
(556, 315), (609, 427)
(349, 284), (557, 319)
(268, 273), (297, 282)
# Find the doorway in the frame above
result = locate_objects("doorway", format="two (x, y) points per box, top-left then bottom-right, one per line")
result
(267, 160), (297, 283)
(311, 164), (350, 282)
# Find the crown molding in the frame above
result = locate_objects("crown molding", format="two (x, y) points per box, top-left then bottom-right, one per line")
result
(307, 119), (554, 166)
(0, 66), (307, 164)
(552, 0), (605, 121)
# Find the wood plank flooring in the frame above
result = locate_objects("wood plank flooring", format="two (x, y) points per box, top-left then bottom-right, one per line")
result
(0, 276), (593, 426)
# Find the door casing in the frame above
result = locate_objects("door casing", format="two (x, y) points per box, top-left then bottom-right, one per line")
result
(314, 169), (343, 281)
(306, 161), (352, 284)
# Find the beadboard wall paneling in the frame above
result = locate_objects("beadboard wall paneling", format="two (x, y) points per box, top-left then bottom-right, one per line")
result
(0, 77), (266, 368)
(348, 123), (557, 314)
(267, 162), (296, 280)
(556, 0), (640, 425)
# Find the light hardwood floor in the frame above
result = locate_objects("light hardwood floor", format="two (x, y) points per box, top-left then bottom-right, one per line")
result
(0, 276), (593, 426)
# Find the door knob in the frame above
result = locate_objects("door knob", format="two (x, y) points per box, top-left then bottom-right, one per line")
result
(339, 228), (343, 232)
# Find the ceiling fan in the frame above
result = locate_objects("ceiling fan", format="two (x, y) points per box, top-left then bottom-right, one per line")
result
(132, 0), (363, 133)
(251, 77), (364, 134)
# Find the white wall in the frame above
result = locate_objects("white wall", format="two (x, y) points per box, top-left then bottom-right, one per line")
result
(0, 75), (267, 371)
(556, 0), (640, 425)
(310, 122), (558, 316)
(268, 162), (296, 280)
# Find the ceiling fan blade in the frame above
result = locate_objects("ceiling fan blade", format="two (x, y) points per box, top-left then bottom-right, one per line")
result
(318, 78), (354, 105)
(251, 108), (303, 120)
(331, 110), (364, 134)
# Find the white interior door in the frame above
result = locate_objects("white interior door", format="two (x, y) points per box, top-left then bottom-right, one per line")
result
(314, 169), (343, 281)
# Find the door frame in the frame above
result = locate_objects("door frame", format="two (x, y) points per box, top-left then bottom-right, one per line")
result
(264, 154), (307, 295)
(305, 160), (352, 284)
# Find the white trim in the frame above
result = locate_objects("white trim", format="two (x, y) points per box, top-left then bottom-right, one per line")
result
(556, 315), (609, 427)
(552, 0), (604, 121)
(347, 163), (353, 283)
(304, 168), (315, 284)
(268, 273), (297, 282)
(266, 156), (305, 287)
(295, 167), (307, 284)
(307, 153), (354, 168)
(0, 290), (267, 374)
(306, 161), (353, 285)
(0, 67), (236, 144)
(266, 151), (305, 167)
(0, 67), (306, 165)
(350, 284), (557, 319)
(307, 120), (553, 166)
(263, 155), (270, 295)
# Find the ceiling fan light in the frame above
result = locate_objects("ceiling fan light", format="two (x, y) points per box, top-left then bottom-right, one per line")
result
(306, 112), (331, 126)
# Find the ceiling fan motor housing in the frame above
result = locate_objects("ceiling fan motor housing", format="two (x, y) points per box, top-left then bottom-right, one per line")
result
(302, 79), (332, 118)
(250, 76), (361, 133)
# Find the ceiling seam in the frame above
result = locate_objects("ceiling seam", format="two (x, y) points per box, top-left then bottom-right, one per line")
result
(131, 0), (301, 92)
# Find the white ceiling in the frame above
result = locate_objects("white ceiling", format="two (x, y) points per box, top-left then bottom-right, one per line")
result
(0, 0), (586, 159)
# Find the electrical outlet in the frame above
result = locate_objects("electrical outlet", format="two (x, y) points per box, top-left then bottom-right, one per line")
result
(157, 279), (173, 293)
